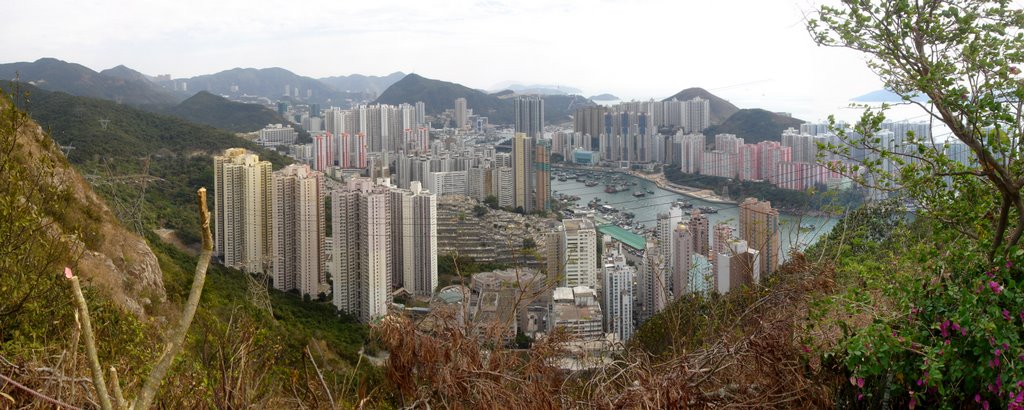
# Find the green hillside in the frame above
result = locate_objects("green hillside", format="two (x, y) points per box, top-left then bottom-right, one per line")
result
(7, 83), (290, 244)
(182, 67), (367, 106)
(702, 108), (804, 143)
(0, 58), (180, 108)
(164, 91), (289, 132)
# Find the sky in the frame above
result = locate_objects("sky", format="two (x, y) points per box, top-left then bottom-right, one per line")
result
(2, 0), (910, 122)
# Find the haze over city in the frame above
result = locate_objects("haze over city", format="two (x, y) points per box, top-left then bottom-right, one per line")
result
(3, 0), (892, 121)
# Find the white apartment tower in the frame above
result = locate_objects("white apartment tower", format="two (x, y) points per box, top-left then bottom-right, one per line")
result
(559, 218), (599, 289)
(214, 148), (272, 273)
(271, 164), (324, 298)
(332, 178), (392, 322)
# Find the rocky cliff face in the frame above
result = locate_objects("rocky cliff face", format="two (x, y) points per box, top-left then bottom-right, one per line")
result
(16, 107), (166, 319)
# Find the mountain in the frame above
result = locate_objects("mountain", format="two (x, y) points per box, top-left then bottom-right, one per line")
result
(590, 93), (619, 101)
(318, 72), (405, 96)
(702, 108), (805, 144)
(662, 87), (740, 125)
(852, 88), (928, 103)
(0, 58), (180, 107)
(490, 81), (583, 96)
(164, 91), (288, 132)
(376, 73), (594, 125)
(4, 82), (291, 245)
(180, 67), (366, 106)
(99, 64), (155, 83)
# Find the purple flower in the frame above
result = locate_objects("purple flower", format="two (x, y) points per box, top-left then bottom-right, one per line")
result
(989, 281), (1003, 294)
(857, 393), (863, 401)
(976, 393), (982, 403)
(909, 397), (917, 408)
(917, 378), (924, 386)
(1007, 261), (1013, 268)
(857, 378), (865, 388)
(1004, 310), (1012, 321)
(940, 320), (951, 338)
(983, 400), (990, 410)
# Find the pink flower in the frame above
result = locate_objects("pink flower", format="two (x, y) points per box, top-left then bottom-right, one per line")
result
(800, 345), (811, 353)
(989, 281), (1003, 294)
(1004, 310), (1012, 321)
(857, 393), (863, 401)
(983, 400), (990, 410)
(909, 397), (917, 408)
(64, 266), (73, 279)
(976, 393), (982, 403)
(857, 378), (865, 388)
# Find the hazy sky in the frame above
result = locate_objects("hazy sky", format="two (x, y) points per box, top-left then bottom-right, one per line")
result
(3, 0), (902, 122)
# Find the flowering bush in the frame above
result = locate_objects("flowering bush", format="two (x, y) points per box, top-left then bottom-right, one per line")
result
(839, 249), (1024, 408)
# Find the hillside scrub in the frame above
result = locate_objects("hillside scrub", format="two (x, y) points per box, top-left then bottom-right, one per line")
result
(807, 0), (1024, 406)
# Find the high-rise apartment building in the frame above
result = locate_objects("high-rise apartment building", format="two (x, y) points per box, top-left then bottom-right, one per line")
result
(454, 98), (468, 130)
(512, 133), (535, 212)
(680, 133), (706, 174)
(603, 246), (635, 342)
(682, 97), (710, 133)
(515, 96), (545, 139)
(534, 140), (551, 211)
(739, 198), (780, 277)
(390, 181), (437, 297)
(671, 223), (693, 299)
(214, 148), (272, 273)
(559, 218), (599, 289)
(711, 223), (734, 274)
(271, 164), (324, 298)
(687, 210), (709, 257)
(331, 178), (392, 322)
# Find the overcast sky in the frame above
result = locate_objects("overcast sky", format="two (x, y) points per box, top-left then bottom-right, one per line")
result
(3, 0), (904, 122)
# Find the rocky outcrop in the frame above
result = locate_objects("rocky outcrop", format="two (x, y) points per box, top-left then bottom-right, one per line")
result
(16, 107), (166, 319)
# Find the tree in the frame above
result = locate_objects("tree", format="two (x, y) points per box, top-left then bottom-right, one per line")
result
(809, 0), (1024, 261)
(522, 237), (537, 250)
(483, 195), (499, 209)
(473, 204), (488, 218)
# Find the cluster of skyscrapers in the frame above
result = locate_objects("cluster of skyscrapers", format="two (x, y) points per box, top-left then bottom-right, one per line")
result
(633, 199), (780, 322)
(213, 148), (437, 323)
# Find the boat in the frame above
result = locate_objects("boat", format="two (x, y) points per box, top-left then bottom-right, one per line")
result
(672, 199), (693, 209)
(633, 191), (646, 197)
(646, 189), (654, 194)
(585, 180), (599, 187)
(557, 177), (568, 182)
(575, 177), (586, 183)
(698, 206), (719, 214)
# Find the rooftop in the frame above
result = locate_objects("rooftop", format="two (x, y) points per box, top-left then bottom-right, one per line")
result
(597, 224), (646, 250)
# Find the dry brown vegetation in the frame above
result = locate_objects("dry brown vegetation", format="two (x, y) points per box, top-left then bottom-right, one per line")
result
(375, 252), (842, 409)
